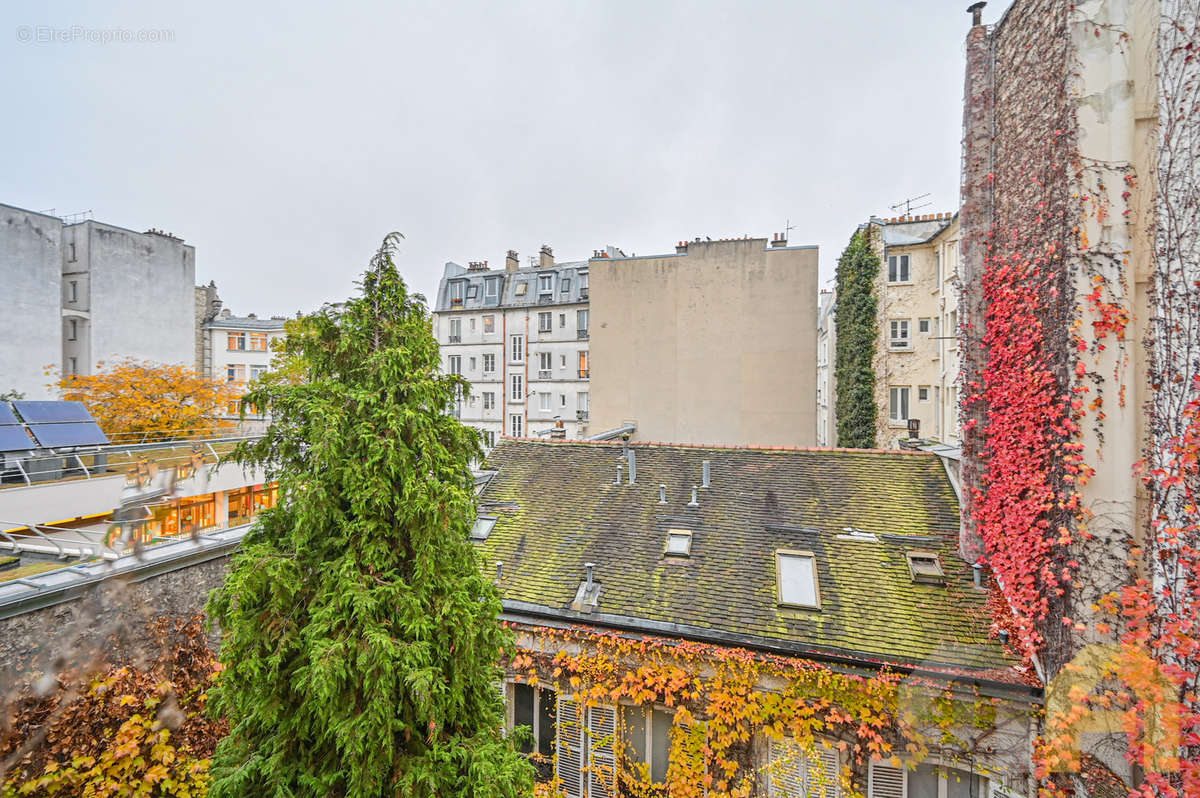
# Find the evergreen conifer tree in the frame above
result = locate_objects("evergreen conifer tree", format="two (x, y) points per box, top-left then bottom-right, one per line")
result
(834, 228), (880, 448)
(207, 233), (534, 797)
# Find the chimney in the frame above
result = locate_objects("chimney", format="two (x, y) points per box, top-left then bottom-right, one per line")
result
(496, 561), (504, 582)
(687, 486), (699, 507)
(614, 464), (623, 485)
(539, 245), (554, 269)
(771, 232), (788, 248)
(701, 460), (711, 488)
(247, 313), (257, 319)
(550, 418), (566, 439)
(468, 260), (489, 271)
(627, 449), (637, 484)
(676, 241), (687, 254)
(658, 484), (667, 505)
(585, 562), (595, 590)
(506, 250), (519, 272)
(967, 1), (986, 25)
(973, 561), (985, 589)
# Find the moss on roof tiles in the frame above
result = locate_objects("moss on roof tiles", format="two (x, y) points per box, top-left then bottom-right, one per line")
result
(476, 440), (1016, 676)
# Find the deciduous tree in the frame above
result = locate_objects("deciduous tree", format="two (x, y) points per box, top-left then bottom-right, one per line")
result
(54, 360), (240, 442)
(206, 233), (533, 797)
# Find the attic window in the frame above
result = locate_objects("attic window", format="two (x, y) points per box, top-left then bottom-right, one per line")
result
(515, 282), (528, 296)
(466, 284), (479, 300)
(665, 529), (692, 557)
(471, 516), (497, 542)
(777, 550), (819, 608)
(906, 551), (945, 583)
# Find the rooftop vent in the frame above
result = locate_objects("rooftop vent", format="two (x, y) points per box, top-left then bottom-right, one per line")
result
(468, 260), (489, 271)
(665, 529), (692, 557)
(570, 562), (601, 613)
(836, 527), (879, 542)
(906, 551), (945, 584)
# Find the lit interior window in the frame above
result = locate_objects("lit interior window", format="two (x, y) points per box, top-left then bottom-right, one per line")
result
(665, 529), (692, 557)
(777, 551), (819, 608)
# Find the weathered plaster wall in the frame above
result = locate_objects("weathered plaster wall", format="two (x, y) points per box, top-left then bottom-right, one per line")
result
(68, 221), (196, 374)
(0, 204), (63, 399)
(590, 239), (818, 447)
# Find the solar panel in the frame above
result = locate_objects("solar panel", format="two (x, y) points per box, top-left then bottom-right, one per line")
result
(0, 404), (18, 426)
(11, 401), (94, 424)
(0, 426), (35, 452)
(27, 422), (109, 448)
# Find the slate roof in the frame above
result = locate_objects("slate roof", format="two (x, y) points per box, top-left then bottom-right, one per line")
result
(206, 315), (287, 331)
(433, 260), (589, 313)
(476, 439), (1023, 684)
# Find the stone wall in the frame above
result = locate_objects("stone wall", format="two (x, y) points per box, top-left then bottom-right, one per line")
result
(0, 554), (230, 687)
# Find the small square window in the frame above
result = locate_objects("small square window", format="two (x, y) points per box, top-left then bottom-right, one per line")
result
(918, 386), (930, 402)
(665, 529), (692, 557)
(906, 551), (945, 583)
(515, 282), (528, 296)
(918, 318), (931, 334)
(777, 551), (819, 608)
(471, 516), (497, 542)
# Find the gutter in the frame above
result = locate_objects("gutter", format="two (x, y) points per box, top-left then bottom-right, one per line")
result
(584, 423), (636, 442)
(500, 600), (1042, 701)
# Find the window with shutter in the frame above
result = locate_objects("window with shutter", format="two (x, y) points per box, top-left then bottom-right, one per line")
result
(869, 760), (905, 798)
(587, 704), (617, 798)
(768, 739), (841, 798)
(557, 695), (585, 798)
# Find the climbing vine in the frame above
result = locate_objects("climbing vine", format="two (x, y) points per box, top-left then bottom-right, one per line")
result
(503, 624), (1023, 798)
(834, 229), (880, 449)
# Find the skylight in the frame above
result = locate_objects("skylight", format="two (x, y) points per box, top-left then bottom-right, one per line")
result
(906, 551), (945, 583)
(471, 516), (497, 542)
(665, 529), (692, 557)
(777, 550), (819, 608)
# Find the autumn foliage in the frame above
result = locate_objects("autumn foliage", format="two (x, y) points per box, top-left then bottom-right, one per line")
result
(54, 359), (240, 442)
(0, 616), (225, 797)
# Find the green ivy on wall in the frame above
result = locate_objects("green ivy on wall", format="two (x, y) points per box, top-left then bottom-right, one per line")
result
(834, 228), (880, 449)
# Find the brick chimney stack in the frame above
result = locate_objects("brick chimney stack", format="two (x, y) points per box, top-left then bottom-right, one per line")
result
(506, 249), (519, 272)
(539, 245), (554, 269)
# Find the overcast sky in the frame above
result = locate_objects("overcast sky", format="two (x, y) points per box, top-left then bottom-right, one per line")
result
(2, 1), (987, 317)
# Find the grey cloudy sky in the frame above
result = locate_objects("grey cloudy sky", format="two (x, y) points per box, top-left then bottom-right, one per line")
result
(3, 1), (984, 317)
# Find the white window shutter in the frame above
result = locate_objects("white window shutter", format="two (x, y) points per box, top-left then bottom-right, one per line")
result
(869, 760), (905, 798)
(767, 738), (806, 797)
(813, 744), (841, 798)
(587, 704), (618, 798)
(496, 681), (508, 734)
(557, 695), (585, 798)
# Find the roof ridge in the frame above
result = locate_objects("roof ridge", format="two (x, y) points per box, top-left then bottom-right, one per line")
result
(495, 436), (934, 456)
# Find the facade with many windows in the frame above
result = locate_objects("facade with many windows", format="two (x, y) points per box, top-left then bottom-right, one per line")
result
(200, 308), (287, 424)
(477, 439), (1034, 797)
(433, 246), (593, 446)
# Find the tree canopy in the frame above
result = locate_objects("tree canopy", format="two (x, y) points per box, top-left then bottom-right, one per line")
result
(206, 233), (533, 798)
(55, 359), (239, 442)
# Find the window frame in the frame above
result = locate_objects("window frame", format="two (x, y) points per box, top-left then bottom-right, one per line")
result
(889, 387), (911, 423)
(889, 319), (911, 350)
(227, 332), (246, 351)
(538, 274), (553, 294)
(887, 254), (911, 283)
(483, 314), (496, 334)
(538, 311), (553, 333)
(483, 392), (495, 410)
(482, 353), (496, 374)
(510, 335), (525, 363)
(511, 373), (523, 400)
(776, 549), (820, 608)
(509, 413), (523, 437)
(619, 704), (675, 785)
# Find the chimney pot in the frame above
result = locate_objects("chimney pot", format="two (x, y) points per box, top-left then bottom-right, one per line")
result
(973, 561), (984, 589)
(614, 465), (623, 485)
(505, 250), (519, 272)
(658, 484), (667, 504)
(702, 460), (711, 488)
(496, 561), (504, 581)
(585, 562), (595, 589)
(967, 1), (986, 26)
(688, 486), (699, 507)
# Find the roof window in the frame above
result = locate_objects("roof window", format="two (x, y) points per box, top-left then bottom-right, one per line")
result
(776, 550), (819, 608)
(515, 282), (528, 296)
(906, 551), (945, 584)
(665, 529), (692, 557)
(471, 516), (497, 542)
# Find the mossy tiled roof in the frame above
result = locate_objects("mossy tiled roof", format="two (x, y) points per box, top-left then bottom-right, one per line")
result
(477, 440), (1020, 680)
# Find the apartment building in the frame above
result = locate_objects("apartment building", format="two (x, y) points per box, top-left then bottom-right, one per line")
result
(868, 213), (961, 448)
(432, 246), (593, 446)
(815, 289), (836, 446)
(590, 236), (818, 447)
(1, 203), (198, 398)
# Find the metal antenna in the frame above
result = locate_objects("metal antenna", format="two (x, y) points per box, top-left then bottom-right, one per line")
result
(785, 218), (796, 239)
(889, 193), (933, 217)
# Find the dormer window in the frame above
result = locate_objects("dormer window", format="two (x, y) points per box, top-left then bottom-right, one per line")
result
(466, 284), (479, 300)
(538, 274), (553, 294)
(449, 281), (464, 304)
(777, 550), (819, 608)
(665, 530), (692, 557)
(906, 551), (945, 583)
(485, 278), (499, 299)
(515, 282), (528, 297)
(561, 278), (571, 293)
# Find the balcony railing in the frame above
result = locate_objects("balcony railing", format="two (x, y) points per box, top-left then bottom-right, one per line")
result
(576, 410), (589, 421)
(577, 329), (589, 340)
(448, 335), (461, 343)
(537, 369), (552, 379)
(580, 288), (589, 300)
(578, 369), (590, 379)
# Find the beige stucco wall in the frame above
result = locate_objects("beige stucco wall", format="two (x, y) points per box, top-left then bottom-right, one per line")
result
(871, 216), (960, 448)
(589, 239), (818, 447)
